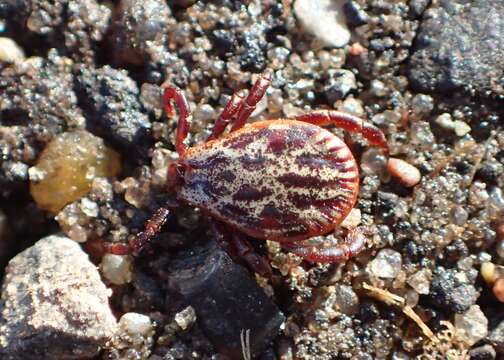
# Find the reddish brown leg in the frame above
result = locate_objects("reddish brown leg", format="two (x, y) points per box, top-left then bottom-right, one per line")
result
(207, 93), (244, 141)
(107, 206), (174, 256)
(229, 73), (271, 132)
(210, 220), (272, 278)
(163, 86), (191, 156)
(281, 228), (366, 263)
(294, 110), (389, 153)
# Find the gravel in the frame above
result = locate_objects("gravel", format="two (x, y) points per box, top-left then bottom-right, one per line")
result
(0, 235), (117, 359)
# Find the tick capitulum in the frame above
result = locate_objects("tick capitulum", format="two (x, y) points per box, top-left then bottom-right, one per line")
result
(108, 73), (388, 277)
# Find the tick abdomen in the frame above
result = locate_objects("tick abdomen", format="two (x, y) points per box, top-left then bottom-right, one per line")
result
(180, 120), (359, 241)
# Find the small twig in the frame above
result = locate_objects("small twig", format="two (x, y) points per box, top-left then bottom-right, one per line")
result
(363, 283), (435, 340)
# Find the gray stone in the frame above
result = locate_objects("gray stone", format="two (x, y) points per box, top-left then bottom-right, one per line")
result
(0, 235), (117, 359)
(408, 1), (504, 97)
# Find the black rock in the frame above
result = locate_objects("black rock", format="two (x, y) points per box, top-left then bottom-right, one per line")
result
(429, 267), (479, 313)
(408, 1), (504, 97)
(489, 319), (504, 354)
(75, 65), (152, 159)
(343, 1), (369, 27)
(166, 240), (285, 359)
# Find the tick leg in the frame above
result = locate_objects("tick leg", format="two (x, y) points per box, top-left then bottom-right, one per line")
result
(163, 86), (191, 156)
(294, 110), (389, 153)
(281, 228), (366, 263)
(210, 220), (272, 278)
(107, 206), (174, 256)
(207, 93), (244, 141)
(229, 73), (271, 132)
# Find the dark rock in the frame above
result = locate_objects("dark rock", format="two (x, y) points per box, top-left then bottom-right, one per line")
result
(76, 65), (152, 158)
(0, 50), (85, 197)
(408, 1), (504, 97)
(238, 24), (267, 72)
(469, 344), (496, 360)
(0, 235), (117, 359)
(429, 267), (479, 313)
(489, 320), (504, 354)
(374, 191), (399, 220)
(167, 240), (284, 359)
(210, 29), (237, 59)
(343, 1), (369, 27)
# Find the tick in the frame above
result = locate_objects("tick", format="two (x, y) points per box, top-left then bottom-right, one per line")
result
(109, 73), (388, 276)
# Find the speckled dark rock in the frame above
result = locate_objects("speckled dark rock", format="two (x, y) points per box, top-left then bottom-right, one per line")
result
(109, 0), (172, 66)
(429, 267), (479, 313)
(408, 0), (504, 97)
(0, 0), (110, 62)
(0, 50), (85, 197)
(167, 239), (284, 359)
(75, 65), (152, 158)
(489, 319), (504, 354)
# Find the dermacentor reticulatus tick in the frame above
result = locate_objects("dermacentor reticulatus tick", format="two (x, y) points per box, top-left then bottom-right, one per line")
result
(109, 73), (388, 276)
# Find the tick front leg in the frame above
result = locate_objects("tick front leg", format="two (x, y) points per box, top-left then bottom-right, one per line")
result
(229, 73), (271, 132)
(207, 93), (244, 141)
(294, 110), (389, 153)
(163, 86), (191, 156)
(107, 206), (174, 256)
(281, 228), (366, 263)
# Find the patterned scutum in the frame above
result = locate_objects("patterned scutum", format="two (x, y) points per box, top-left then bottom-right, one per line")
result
(179, 120), (359, 241)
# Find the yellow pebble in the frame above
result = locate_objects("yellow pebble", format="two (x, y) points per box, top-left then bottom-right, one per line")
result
(30, 131), (121, 213)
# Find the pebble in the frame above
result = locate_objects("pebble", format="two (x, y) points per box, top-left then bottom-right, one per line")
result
(119, 313), (154, 337)
(454, 305), (488, 346)
(0, 235), (117, 359)
(411, 94), (434, 115)
(101, 254), (133, 285)
(434, 113), (455, 130)
(174, 306), (197, 330)
(332, 285), (359, 315)
(324, 69), (357, 103)
(492, 278), (504, 303)
(294, 0), (350, 48)
(368, 249), (402, 279)
(29, 131), (121, 213)
(166, 239), (284, 359)
(453, 120), (471, 137)
(0, 37), (25, 63)
(387, 158), (421, 187)
(429, 267), (479, 313)
(407, 269), (431, 295)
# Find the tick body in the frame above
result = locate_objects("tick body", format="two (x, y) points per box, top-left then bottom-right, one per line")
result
(109, 73), (388, 274)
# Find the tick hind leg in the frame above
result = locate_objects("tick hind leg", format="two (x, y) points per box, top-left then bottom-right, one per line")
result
(210, 220), (272, 278)
(281, 228), (366, 263)
(294, 110), (389, 153)
(107, 205), (174, 256)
